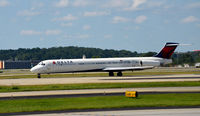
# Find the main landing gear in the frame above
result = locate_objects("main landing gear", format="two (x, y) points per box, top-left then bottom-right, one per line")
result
(108, 71), (123, 76)
(37, 73), (41, 78)
(109, 72), (114, 76)
(117, 71), (122, 76)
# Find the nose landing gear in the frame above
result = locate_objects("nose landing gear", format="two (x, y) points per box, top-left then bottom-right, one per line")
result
(37, 74), (41, 78)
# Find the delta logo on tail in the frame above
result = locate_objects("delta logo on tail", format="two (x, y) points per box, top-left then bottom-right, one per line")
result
(155, 42), (179, 59)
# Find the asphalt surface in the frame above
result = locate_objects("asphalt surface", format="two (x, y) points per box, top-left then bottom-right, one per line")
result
(0, 74), (200, 85)
(2, 108), (200, 116)
(63, 108), (200, 116)
(1, 87), (200, 99)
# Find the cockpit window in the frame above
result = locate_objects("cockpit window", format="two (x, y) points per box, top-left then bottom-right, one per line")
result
(38, 62), (45, 66)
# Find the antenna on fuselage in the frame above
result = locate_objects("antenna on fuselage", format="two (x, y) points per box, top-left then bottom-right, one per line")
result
(82, 54), (86, 59)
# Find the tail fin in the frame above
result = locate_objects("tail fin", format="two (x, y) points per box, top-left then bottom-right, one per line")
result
(155, 42), (179, 59)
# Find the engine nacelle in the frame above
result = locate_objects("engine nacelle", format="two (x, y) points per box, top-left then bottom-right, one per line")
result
(140, 60), (160, 66)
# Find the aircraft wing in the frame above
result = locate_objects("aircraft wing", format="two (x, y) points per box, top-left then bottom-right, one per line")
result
(103, 66), (154, 71)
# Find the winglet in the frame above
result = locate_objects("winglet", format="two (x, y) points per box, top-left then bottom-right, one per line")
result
(155, 42), (179, 59)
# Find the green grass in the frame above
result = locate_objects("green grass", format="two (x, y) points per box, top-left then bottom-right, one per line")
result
(1, 81), (200, 92)
(0, 93), (200, 113)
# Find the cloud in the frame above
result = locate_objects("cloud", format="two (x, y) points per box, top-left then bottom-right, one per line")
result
(83, 25), (91, 30)
(55, 0), (69, 8)
(54, 11), (61, 15)
(60, 23), (73, 27)
(77, 34), (90, 39)
(72, 0), (91, 7)
(20, 30), (42, 35)
(197, 24), (200, 28)
(135, 26), (140, 30)
(103, 0), (129, 8)
(31, 2), (44, 10)
(112, 15), (147, 24)
(20, 30), (62, 36)
(187, 2), (200, 9)
(64, 34), (90, 39)
(17, 10), (41, 16)
(112, 16), (130, 23)
(53, 14), (78, 21)
(0, 0), (9, 7)
(147, 1), (164, 7)
(83, 11), (110, 17)
(124, 0), (146, 11)
(134, 15), (147, 24)
(45, 30), (62, 35)
(104, 0), (163, 11)
(104, 34), (112, 39)
(181, 16), (199, 23)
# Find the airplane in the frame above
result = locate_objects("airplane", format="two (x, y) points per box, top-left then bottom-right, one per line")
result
(30, 42), (179, 78)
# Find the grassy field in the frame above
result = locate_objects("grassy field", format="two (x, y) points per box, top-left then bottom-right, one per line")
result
(0, 81), (200, 92)
(0, 93), (200, 113)
(0, 67), (200, 79)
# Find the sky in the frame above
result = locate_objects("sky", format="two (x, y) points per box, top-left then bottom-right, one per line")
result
(0, 0), (200, 53)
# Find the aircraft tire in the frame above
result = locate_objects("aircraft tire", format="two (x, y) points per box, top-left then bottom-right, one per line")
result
(38, 74), (41, 78)
(117, 71), (122, 76)
(109, 72), (114, 76)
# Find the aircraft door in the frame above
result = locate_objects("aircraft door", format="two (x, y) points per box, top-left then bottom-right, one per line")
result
(46, 63), (51, 72)
(51, 61), (59, 72)
(140, 60), (143, 66)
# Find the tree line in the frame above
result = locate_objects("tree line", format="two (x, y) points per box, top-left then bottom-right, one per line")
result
(0, 46), (199, 66)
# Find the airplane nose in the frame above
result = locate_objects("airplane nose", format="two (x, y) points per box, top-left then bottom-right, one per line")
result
(30, 65), (47, 73)
(30, 67), (36, 73)
(30, 66), (40, 73)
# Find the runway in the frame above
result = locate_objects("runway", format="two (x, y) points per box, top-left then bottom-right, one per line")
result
(1, 87), (200, 99)
(60, 108), (200, 116)
(1, 74), (200, 115)
(4, 108), (200, 116)
(65, 108), (200, 116)
(0, 74), (200, 85)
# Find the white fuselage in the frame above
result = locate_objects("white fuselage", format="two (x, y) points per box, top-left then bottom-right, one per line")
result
(30, 57), (171, 74)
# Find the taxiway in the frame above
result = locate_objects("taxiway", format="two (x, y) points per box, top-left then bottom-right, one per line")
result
(0, 74), (200, 86)
(4, 108), (200, 116)
(0, 86), (200, 99)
